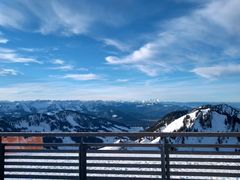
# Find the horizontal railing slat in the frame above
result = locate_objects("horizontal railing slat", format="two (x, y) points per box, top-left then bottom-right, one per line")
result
(5, 168), (79, 173)
(170, 143), (240, 148)
(88, 150), (161, 154)
(87, 156), (161, 161)
(170, 151), (240, 155)
(170, 164), (240, 170)
(170, 171), (240, 177)
(87, 169), (162, 175)
(87, 177), (158, 180)
(170, 157), (240, 162)
(5, 161), (79, 166)
(4, 143), (80, 146)
(87, 163), (161, 168)
(4, 174), (78, 179)
(85, 143), (162, 147)
(5, 149), (79, 153)
(1, 132), (240, 137)
(5, 155), (78, 160)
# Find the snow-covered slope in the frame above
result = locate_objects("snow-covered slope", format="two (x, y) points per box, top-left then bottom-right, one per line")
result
(148, 104), (240, 149)
(0, 110), (142, 144)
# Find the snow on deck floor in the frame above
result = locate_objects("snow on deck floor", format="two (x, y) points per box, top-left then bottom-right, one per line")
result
(4, 152), (240, 180)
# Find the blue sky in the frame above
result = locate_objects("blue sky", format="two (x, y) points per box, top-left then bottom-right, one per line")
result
(0, 0), (239, 101)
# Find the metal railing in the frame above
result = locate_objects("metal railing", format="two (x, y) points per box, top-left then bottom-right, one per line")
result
(0, 132), (240, 180)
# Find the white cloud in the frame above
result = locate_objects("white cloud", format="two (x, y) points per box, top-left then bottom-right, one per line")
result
(38, 1), (91, 35)
(0, 48), (40, 63)
(19, 48), (42, 52)
(0, 31), (8, 44)
(102, 38), (129, 52)
(63, 73), (100, 81)
(105, 0), (240, 77)
(192, 64), (240, 79)
(0, 68), (19, 76)
(50, 65), (73, 70)
(0, 37), (8, 44)
(52, 59), (65, 65)
(198, 0), (240, 35)
(0, 0), (143, 36)
(0, 3), (26, 29)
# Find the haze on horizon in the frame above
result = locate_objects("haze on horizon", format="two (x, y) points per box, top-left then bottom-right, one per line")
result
(0, 0), (239, 102)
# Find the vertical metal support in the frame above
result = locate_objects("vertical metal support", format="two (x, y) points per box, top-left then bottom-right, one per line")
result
(0, 137), (5, 180)
(161, 137), (166, 180)
(165, 141), (170, 180)
(79, 137), (87, 180)
(161, 137), (170, 180)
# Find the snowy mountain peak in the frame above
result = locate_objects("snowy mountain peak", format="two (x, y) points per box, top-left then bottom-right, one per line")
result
(146, 104), (240, 148)
(151, 104), (240, 133)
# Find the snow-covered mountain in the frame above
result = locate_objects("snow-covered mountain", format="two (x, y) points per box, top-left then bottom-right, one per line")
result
(146, 104), (240, 150)
(0, 109), (143, 143)
(0, 100), (189, 127)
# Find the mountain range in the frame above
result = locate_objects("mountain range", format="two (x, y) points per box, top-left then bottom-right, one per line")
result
(0, 101), (239, 145)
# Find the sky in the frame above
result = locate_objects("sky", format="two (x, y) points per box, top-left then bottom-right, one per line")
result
(0, 0), (239, 102)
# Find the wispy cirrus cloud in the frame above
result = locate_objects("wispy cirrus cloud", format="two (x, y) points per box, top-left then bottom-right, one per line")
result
(105, 0), (240, 77)
(0, 68), (19, 76)
(192, 64), (240, 79)
(0, 1), (135, 36)
(0, 37), (8, 44)
(50, 59), (74, 71)
(0, 31), (8, 44)
(50, 65), (74, 71)
(52, 59), (65, 65)
(102, 38), (130, 52)
(63, 73), (100, 81)
(0, 48), (40, 63)
(0, 2), (26, 29)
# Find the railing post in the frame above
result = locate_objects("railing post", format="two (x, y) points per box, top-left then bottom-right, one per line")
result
(161, 137), (166, 180)
(165, 142), (170, 180)
(161, 137), (170, 180)
(0, 137), (5, 180)
(79, 137), (87, 180)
